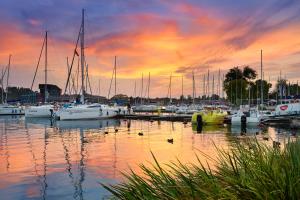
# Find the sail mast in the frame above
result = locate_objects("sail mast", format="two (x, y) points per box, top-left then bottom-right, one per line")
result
(169, 73), (172, 103)
(181, 75), (183, 104)
(114, 56), (117, 97)
(44, 31), (48, 103)
(260, 49), (263, 106)
(147, 72), (150, 103)
(80, 9), (85, 104)
(1, 69), (3, 104)
(5, 55), (11, 103)
(141, 73), (143, 104)
(192, 71), (195, 104)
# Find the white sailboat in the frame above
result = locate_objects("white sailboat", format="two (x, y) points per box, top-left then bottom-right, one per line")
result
(58, 103), (118, 120)
(58, 9), (117, 120)
(25, 31), (54, 118)
(231, 50), (265, 125)
(231, 108), (262, 125)
(0, 55), (24, 115)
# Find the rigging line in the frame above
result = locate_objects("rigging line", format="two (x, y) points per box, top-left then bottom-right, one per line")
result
(0, 65), (8, 84)
(31, 36), (45, 90)
(107, 60), (115, 99)
(86, 64), (93, 95)
(67, 57), (72, 94)
(64, 24), (82, 94)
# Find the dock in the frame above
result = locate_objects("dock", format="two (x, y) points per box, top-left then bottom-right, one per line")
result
(117, 114), (192, 122)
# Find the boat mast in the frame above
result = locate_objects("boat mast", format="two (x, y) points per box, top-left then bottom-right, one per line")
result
(181, 75), (183, 104)
(207, 69), (210, 100)
(203, 74), (206, 98)
(141, 73), (143, 104)
(260, 49), (263, 106)
(1, 69), (3, 104)
(80, 9), (85, 104)
(5, 55), (11, 104)
(218, 69), (220, 97)
(222, 74), (224, 99)
(134, 80), (136, 105)
(147, 72), (150, 103)
(114, 56), (117, 97)
(192, 71), (195, 104)
(44, 31), (48, 103)
(212, 74), (214, 100)
(169, 73), (172, 104)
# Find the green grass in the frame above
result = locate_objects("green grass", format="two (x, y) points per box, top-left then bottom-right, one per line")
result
(102, 139), (300, 199)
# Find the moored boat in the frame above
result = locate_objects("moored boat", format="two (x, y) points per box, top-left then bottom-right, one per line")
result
(0, 104), (24, 115)
(25, 104), (54, 118)
(192, 110), (227, 125)
(57, 103), (118, 120)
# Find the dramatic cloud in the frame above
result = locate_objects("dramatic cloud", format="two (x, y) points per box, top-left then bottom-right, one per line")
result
(0, 0), (300, 97)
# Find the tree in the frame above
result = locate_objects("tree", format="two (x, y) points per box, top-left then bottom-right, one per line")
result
(249, 80), (272, 103)
(224, 66), (257, 105)
(270, 79), (300, 99)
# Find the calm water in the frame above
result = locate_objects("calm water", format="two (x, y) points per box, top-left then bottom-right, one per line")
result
(0, 116), (298, 199)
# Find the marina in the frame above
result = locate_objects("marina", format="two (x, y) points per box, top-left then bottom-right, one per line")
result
(1, 0), (300, 199)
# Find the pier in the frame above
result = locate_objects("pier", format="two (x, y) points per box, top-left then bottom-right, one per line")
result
(117, 114), (192, 122)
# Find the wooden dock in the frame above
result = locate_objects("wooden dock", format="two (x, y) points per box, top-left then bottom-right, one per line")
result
(116, 114), (192, 122)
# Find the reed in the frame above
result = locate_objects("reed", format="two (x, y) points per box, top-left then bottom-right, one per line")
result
(102, 139), (300, 199)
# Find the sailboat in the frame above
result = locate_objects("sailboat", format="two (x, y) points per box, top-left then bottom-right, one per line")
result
(25, 31), (54, 118)
(109, 56), (131, 115)
(57, 9), (118, 120)
(0, 55), (24, 115)
(231, 50), (264, 125)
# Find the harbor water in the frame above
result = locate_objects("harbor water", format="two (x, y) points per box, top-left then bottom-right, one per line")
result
(0, 116), (298, 199)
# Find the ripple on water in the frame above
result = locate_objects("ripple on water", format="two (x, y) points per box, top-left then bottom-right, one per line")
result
(0, 116), (298, 199)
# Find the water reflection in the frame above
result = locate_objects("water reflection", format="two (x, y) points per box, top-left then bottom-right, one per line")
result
(0, 116), (298, 199)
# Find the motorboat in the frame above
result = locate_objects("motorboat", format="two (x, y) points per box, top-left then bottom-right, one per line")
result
(231, 108), (262, 125)
(164, 105), (178, 113)
(0, 104), (24, 115)
(192, 109), (227, 125)
(132, 105), (159, 112)
(176, 105), (200, 114)
(57, 103), (118, 120)
(25, 104), (54, 118)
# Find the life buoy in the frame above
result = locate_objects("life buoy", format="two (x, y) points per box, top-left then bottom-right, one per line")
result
(280, 105), (288, 111)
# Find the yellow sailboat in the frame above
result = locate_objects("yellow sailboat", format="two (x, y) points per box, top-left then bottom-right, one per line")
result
(192, 110), (227, 125)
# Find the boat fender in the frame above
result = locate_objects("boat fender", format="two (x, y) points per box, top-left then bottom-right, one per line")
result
(241, 115), (246, 124)
(196, 114), (203, 126)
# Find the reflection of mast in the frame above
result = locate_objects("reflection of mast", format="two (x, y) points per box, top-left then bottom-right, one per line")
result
(78, 128), (86, 200)
(42, 126), (48, 200)
(24, 126), (44, 194)
(3, 119), (10, 172)
(58, 130), (78, 197)
(113, 129), (117, 178)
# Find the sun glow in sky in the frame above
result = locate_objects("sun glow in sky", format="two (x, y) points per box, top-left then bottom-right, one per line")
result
(1, 0), (300, 97)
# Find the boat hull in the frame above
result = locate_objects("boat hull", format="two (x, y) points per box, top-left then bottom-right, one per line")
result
(192, 111), (227, 125)
(25, 105), (53, 118)
(0, 106), (24, 115)
(58, 107), (118, 120)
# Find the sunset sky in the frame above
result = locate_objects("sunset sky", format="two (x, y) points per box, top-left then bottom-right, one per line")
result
(0, 0), (300, 97)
